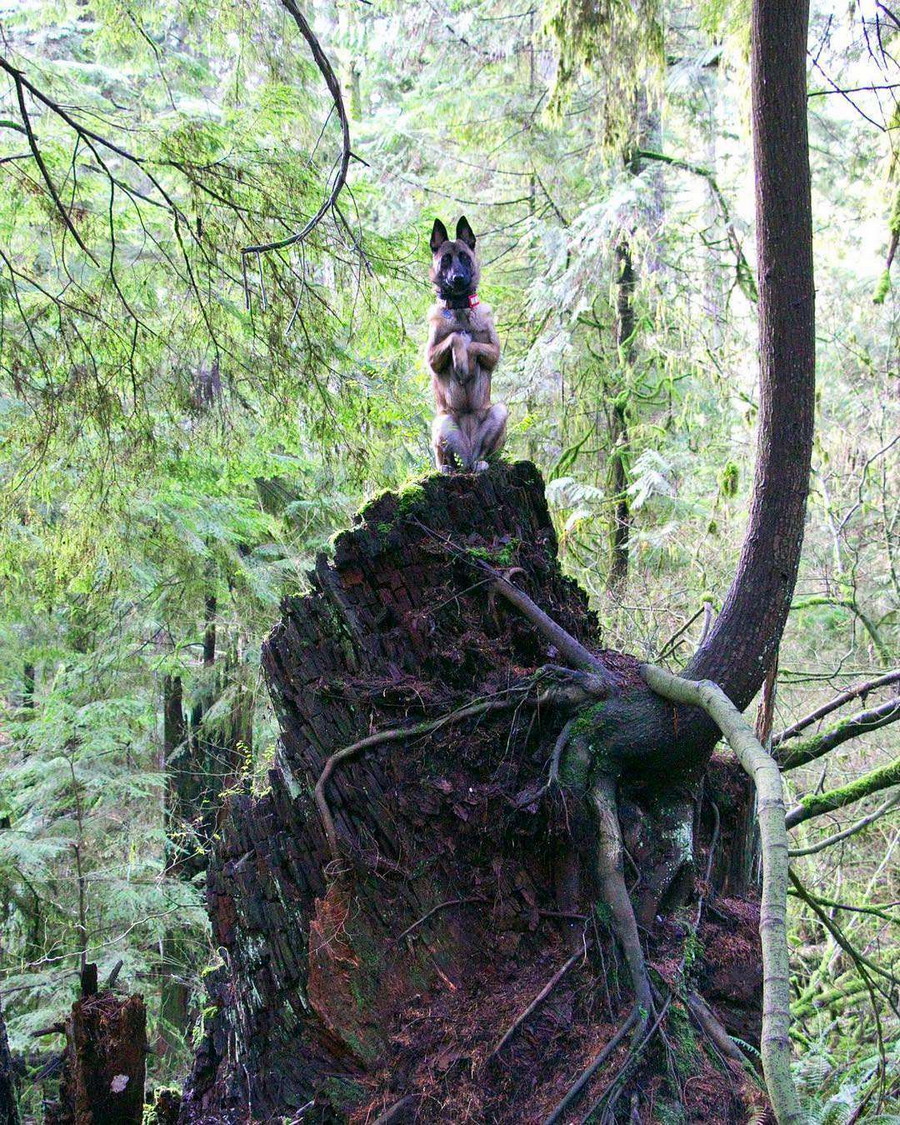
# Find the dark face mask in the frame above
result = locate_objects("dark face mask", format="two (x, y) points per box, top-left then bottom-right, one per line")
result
(436, 248), (475, 296)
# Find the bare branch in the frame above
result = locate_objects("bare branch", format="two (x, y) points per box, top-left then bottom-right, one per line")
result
(777, 694), (900, 771)
(10, 70), (97, 262)
(240, 0), (350, 257)
(774, 669), (900, 744)
(788, 789), (900, 856)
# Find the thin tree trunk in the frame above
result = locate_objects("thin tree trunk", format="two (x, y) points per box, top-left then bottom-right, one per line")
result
(607, 239), (634, 591)
(0, 994), (17, 1125)
(686, 0), (815, 710)
(21, 664), (34, 712)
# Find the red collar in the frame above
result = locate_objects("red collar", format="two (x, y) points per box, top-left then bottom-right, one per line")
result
(441, 293), (480, 310)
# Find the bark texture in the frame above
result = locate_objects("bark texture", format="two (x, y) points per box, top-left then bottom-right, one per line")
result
(0, 996), (17, 1125)
(46, 992), (147, 1125)
(180, 463), (764, 1124)
(686, 0), (814, 709)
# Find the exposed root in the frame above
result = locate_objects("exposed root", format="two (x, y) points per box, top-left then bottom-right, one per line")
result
(412, 519), (620, 689)
(371, 1094), (417, 1123)
(590, 776), (654, 1016)
(315, 668), (607, 862)
(315, 695), (522, 861)
(686, 991), (754, 1069)
(575, 995), (672, 1124)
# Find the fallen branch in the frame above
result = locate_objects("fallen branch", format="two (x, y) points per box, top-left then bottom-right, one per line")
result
(640, 663), (803, 1125)
(488, 948), (583, 1059)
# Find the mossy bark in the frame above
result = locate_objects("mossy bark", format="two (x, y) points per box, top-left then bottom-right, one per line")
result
(0, 996), (17, 1125)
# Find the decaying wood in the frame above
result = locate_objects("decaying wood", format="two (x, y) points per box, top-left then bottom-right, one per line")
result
(46, 991), (146, 1125)
(180, 464), (767, 1124)
(0, 996), (17, 1125)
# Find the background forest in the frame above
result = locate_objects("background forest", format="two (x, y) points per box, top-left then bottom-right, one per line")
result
(0, 0), (897, 1119)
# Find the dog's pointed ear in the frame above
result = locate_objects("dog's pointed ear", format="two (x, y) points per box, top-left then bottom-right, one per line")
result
(430, 219), (449, 254)
(456, 216), (476, 249)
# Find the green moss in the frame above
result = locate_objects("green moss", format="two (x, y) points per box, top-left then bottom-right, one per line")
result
(873, 269), (891, 305)
(466, 538), (521, 567)
(397, 482), (427, 514)
(669, 1003), (700, 1078)
(570, 701), (606, 738)
(321, 1076), (366, 1112)
(592, 900), (613, 925)
(718, 460), (739, 498)
(682, 929), (704, 971)
(558, 742), (592, 789)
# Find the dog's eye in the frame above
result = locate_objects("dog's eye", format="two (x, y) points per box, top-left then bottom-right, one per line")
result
(458, 252), (471, 267)
(441, 253), (451, 269)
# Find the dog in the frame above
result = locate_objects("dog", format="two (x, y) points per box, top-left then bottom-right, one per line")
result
(426, 216), (508, 472)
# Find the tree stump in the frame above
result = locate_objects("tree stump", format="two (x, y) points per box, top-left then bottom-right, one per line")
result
(181, 462), (763, 1124)
(0, 996), (17, 1125)
(46, 991), (146, 1125)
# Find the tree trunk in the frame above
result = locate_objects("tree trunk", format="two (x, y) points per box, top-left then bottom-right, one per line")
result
(606, 239), (634, 592)
(0, 995), (17, 1125)
(686, 0), (814, 710)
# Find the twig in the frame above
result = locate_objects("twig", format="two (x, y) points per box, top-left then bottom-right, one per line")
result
(241, 0), (350, 257)
(541, 1006), (642, 1125)
(488, 570), (616, 686)
(393, 897), (485, 942)
(488, 948), (583, 1059)
(656, 605), (707, 662)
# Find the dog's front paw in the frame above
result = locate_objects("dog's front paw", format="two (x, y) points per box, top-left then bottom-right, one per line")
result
(473, 460), (490, 473)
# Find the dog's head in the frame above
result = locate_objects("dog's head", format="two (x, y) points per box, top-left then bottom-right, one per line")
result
(429, 216), (481, 298)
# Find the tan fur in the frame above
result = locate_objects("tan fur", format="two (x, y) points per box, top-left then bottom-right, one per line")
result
(425, 220), (508, 472)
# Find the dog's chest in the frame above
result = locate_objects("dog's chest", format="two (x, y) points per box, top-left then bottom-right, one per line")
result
(439, 307), (490, 340)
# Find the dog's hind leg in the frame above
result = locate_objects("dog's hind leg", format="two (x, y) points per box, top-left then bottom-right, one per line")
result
(432, 411), (472, 473)
(472, 402), (508, 470)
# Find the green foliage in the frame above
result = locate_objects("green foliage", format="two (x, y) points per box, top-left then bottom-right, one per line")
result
(0, 0), (897, 1113)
